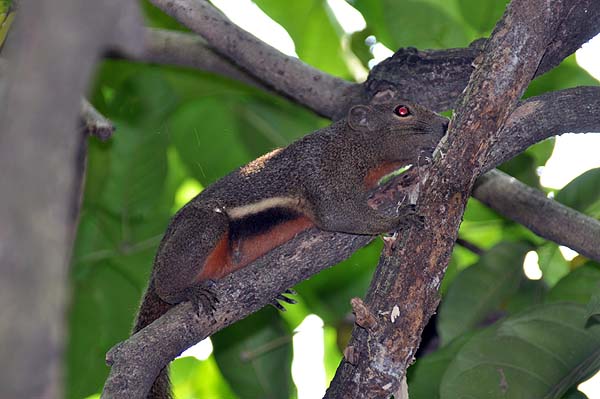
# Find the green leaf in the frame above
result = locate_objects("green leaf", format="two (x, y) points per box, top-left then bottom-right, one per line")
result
(562, 390), (590, 399)
(140, 0), (188, 31)
(93, 67), (180, 128)
(504, 278), (547, 315)
(277, 290), (313, 331)
(537, 243), (570, 287)
(457, 0), (508, 34)
(0, 7), (14, 48)
(254, 0), (350, 77)
(499, 153), (541, 189)
(407, 334), (473, 399)
(212, 309), (293, 399)
(66, 252), (147, 399)
(297, 239), (381, 325)
(352, 0), (394, 48)
(529, 137), (556, 168)
(459, 199), (505, 250)
(99, 123), (169, 218)
(526, 55), (598, 99)
(235, 98), (325, 157)
(440, 303), (600, 399)
(171, 355), (237, 398)
(160, 64), (259, 103)
(586, 292), (600, 323)
(67, 197), (170, 398)
(168, 98), (253, 186)
(547, 263), (600, 305)
(440, 248), (479, 295)
(555, 168), (600, 218)
(354, 0), (469, 50)
(437, 242), (531, 345)
(0, 0), (10, 14)
(324, 325), (343, 381)
(463, 197), (502, 222)
(350, 28), (375, 68)
(66, 70), (181, 398)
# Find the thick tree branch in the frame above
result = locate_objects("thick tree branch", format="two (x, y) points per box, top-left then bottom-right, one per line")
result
(145, 0), (600, 116)
(367, 0), (600, 112)
(0, 0), (143, 398)
(147, 0), (358, 119)
(102, 230), (373, 398)
(473, 170), (600, 261)
(484, 86), (600, 172)
(326, 1), (569, 397)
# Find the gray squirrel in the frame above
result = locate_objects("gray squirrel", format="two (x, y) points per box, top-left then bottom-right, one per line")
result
(133, 97), (448, 398)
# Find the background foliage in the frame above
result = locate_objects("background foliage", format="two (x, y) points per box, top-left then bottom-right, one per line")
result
(64, 0), (600, 398)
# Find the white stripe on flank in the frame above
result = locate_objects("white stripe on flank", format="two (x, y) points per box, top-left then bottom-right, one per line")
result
(227, 197), (302, 219)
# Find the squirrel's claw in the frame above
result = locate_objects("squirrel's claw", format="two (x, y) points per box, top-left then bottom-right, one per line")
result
(184, 281), (219, 317)
(270, 289), (298, 311)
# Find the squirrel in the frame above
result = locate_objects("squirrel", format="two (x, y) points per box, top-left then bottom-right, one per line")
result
(132, 95), (448, 398)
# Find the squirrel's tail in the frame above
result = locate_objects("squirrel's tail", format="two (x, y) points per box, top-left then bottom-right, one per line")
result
(133, 280), (174, 399)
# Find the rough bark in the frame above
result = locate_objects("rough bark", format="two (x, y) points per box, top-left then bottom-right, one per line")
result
(365, 0), (600, 111)
(325, 0), (571, 396)
(102, 229), (373, 398)
(0, 1), (143, 397)
(141, 0), (600, 117)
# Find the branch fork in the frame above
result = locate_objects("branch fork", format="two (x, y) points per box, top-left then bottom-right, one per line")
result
(101, 0), (600, 397)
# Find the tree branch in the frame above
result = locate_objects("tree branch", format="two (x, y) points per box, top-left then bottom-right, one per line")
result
(101, 87), (600, 395)
(0, 0), (143, 397)
(147, 0), (358, 119)
(102, 230), (373, 398)
(473, 170), (600, 261)
(366, 0), (600, 112)
(483, 86), (600, 172)
(121, 28), (267, 90)
(145, 0), (600, 116)
(326, 1), (570, 396)
(81, 98), (115, 141)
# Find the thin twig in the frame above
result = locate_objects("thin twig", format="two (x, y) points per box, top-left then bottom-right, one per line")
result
(455, 238), (484, 256)
(80, 98), (115, 141)
(473, 170), (600, 261)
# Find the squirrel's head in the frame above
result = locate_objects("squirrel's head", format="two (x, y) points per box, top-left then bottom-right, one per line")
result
(347, 91), (449, 145)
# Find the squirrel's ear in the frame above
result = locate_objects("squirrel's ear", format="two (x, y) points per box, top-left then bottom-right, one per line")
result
(348, 105), (372, 130)
(372, 88), (396, 103)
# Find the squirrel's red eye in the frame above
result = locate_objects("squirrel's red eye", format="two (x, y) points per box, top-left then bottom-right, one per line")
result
(394, 105), (410, 117)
